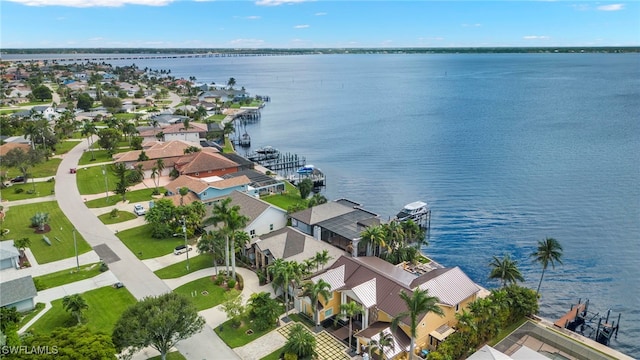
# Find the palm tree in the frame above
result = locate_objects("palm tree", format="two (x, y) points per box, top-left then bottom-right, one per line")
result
(340, 301), (363, 354)
(269, 259), (299, 318)
(384, 220), (405, 253)
(455, 310), (478, 345)
(392, 289), (444, 360)
(314, 249), (333, 272)
(150, 166), (159, 193)
(210, 198), (233, 275)
(360, 225), (386, 257)
(62, 294), (88, 324)
(227, 210), (249, 280)
(489, 254), (524, 288)
(531, 237), (563, 295)
(284, 323), (316, 359)
(369, 330), (394, 360)
(197, 229), (225, 274)
(179, 186), (189, 206)
(301, 279), (332, 330)
(156, 158), (165, 177)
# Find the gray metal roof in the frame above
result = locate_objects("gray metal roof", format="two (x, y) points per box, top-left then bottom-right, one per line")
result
(0, 275), (37, 308)
(289, 201), (355, 225)
(0, 240), (20, 260)
(315, 209), (380, 240)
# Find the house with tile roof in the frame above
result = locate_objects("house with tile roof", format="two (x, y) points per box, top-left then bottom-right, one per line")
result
(296, 255), (481, 358)
(161, 121), (208, 143)
(174, 150), (240, 178)
(0, 275), (37, 312)
(204, 190), (287, 240)
(289, 199), (381, 257)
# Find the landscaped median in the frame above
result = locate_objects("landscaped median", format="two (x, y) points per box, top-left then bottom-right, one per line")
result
(33, 262), (103, 290)
(98, 210), (137, 225)
(85, 188), (165, 208)
(0, 201), (92, 264)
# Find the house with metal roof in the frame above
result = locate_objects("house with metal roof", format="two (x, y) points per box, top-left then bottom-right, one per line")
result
(221, 169), (285, 196)
(289, 199), (381, 257)
(297, 255), (481, 358)
(0, 275), (37, 312)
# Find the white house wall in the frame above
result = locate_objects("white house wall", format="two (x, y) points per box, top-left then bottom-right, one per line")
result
(247, 206), (287, 238)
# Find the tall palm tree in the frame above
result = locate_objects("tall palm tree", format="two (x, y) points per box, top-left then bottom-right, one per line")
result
(81, 120), (97, 161)
(150, 166), (159, 193)
(156, 158), (165, 177)
(197, 229), (225, 274)
(392, 289), (444, 360)
(301, 279), (332, 330)
(62, 294), (88, 325)
(269, 259), (300, 317)
(455, 310), (478, 345)
(384, 220), (405, 253)
(340, 301), (364, 354)
(314, 249), (333, 272)
(211, 198), (233, 275)
(227, 210), (249, 280)
(531, 237), (563, 295)
(179, 186), (189, 206)
(489, 254), (524, 288)
(369, 330), (395, 360)
(360, 225), (386, 257)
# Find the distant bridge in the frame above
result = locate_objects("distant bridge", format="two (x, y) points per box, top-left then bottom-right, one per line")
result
(4, 52), (298, 64)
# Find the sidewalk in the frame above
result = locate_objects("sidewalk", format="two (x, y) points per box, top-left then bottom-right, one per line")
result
(1, 250), (101, 282)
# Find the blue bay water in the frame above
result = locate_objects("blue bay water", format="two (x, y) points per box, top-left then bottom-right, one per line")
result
(12, 53), (640, 356)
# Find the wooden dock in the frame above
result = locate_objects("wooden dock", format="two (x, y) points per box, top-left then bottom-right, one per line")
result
(554, 302), (586, 328)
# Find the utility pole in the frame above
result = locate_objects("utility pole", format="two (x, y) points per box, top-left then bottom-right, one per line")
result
(182, 216), (190, 271)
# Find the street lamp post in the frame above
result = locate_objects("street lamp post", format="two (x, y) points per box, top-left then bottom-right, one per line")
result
(73, 228), (79, 271)
(102, 165), (110, 203)
(182, 216), (190, 271)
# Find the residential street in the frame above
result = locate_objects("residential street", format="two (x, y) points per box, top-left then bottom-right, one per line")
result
(53, 138), (241, 360)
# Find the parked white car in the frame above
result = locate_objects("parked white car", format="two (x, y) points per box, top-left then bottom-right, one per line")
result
(133, 204), (146, 216)
(173, 245), (193, 255)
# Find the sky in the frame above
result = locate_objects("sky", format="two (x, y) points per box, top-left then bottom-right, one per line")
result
(1, 0), (639, 49)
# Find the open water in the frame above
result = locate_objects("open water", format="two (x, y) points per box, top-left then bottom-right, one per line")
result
(8, 53), (640, 357)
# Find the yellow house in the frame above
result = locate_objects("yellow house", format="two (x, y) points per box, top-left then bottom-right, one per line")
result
(299, 256), (481, 359)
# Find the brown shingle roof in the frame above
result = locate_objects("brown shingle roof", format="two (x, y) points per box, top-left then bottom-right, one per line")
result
(162, 122), (207, 134)
(0, 143), (31, 156)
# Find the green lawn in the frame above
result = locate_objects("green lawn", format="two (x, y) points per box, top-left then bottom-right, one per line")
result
(78, 149), (116, 165)
(76, 164), (118, 195)
(28, 286), (137, 335)
(33, 263), (102, 290)
(0, 201), (91, 264)
(261, 348), (284, 360)
(85, 188), (162, 208)
(0, 181), (55, 201)
(116, 224), (185, 259)
(489, 317), (527, 346)
(173, 276), (229, 311)
(19, 303), (46, 328)
(205, 114), (226, 122)
(2, 159), (62, 180)
(98, 211), (137, 224)
(154, 254), (214, 279)
(215, 309), (284, 348)
(54, 140), (81, 155)
(148, 352), (187, 360)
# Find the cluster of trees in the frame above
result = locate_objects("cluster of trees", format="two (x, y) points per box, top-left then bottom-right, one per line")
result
(359, 219), (426, 264)
(144, 198), (206, 239)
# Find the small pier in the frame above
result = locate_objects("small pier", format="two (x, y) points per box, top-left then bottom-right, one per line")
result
(555, 299), (621, 346)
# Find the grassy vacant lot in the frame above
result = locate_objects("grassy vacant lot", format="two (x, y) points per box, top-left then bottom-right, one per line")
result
(33, 263), (102, 290)
(76, 164), (118, 195)
(54, 140), (81, 155)
(85, 188), (162, 208)
(215, 306), (284, 348)
(0, 181), (55, 201)
(97, 211), (137, 224)
(1, 158), (62, 180)
(78, 149), (116, 165)
(0, 201), (91, 264)
(154, 254), (214, 279)
(173, 276), (228, 311)
(116, 224), (184, 259)
(28, 286), (137, 335)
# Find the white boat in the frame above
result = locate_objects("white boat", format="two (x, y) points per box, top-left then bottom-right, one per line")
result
(395, 201), (431, 229)
(297, 164), (315, 174)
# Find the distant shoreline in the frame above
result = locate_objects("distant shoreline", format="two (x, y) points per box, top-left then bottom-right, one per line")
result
(2, 46), (639, 56)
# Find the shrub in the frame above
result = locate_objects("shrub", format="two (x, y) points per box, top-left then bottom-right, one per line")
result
(213, 275), (225, 286)
(284, 353), (297, 360)
(110, 209), (119, 218)
(14, 188), (24, 194)
(226, 279), (236, 290)
(100, 262), (109, 272)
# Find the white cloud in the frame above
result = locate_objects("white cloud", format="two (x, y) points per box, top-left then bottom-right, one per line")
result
(88, 37), (104, 41)
(294, 24), (309, 29)
(597, 4), (624, 11)
(246, 15), (261, 20)
(229, 38), (266, 47)
(7, 0), (172, 7)
(523, 35), (550, 40)
(255, 0), (311, 6)
(314, 12), (326, 16)
(462, 23), (482, 27)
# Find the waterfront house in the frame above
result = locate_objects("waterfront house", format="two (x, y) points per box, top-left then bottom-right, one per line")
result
(221, 169), (285, 196)
(164, 174), (251, 203)
(204, 190), (287, 240)
(113, 140), (203, 177)
(174, 150), (240, 178)
(297, 255), (481, 358)
(252, 226), (347, 274)
(161, 121), (208, 143)
(0, 275), (37, 312)
(289, 199), (381, 256)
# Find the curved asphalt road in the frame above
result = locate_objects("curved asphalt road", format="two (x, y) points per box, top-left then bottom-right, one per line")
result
(55, 139), (240, 360)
